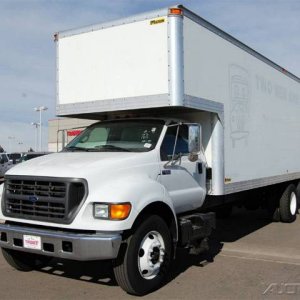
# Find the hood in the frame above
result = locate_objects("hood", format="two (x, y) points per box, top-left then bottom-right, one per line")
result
(6, 151), (158, 180)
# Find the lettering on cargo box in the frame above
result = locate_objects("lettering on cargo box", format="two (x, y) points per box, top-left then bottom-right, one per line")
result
(255, 74), (300, 105)
(229, 64), (251, 148)
(150, 18), (165, 25)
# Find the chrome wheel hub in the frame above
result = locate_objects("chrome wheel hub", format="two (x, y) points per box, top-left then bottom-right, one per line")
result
(290, 192), (297, 215)
(138, 231), (165, 280)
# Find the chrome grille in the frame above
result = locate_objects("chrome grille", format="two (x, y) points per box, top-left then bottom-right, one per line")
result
(3, 176), (87, 224)
(6, 199), (65, 219)
(7, 180), (66, 198)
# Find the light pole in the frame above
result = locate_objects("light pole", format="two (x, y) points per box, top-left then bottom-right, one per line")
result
(34, 106), (48, 151)
(8, 136), (15, 153)
(31, 122), (40, 151)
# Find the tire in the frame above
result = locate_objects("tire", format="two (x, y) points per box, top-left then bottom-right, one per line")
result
(113, 215), (172, 296)
(296, 181), (300, 207)
(1, 248), (52, 271)
(279, 184), (298, 223)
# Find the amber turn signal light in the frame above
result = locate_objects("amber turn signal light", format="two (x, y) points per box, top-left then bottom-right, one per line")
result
(110, 203), (131, 220)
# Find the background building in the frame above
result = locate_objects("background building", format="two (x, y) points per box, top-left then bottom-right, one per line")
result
(48, 118), (97, 152)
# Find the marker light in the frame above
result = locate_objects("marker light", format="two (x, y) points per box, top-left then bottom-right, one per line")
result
(169, 8), (183, 15)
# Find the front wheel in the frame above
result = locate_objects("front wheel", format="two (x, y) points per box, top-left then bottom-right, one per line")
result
(1, 248), (52, 271)
(113, 215), (172, 295)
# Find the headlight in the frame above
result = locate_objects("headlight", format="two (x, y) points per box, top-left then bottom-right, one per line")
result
(93, 203), (131, 220)
(94, 204), (109, 219)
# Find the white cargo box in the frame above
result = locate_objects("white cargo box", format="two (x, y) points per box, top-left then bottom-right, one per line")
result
(56, 6), (226, 118)
(56, 5), (300, 195)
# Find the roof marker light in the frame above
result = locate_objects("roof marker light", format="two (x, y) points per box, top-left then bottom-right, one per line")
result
(169, 8), (183, 16)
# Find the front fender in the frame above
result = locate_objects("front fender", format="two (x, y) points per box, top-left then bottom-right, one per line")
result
(74, 175), (177, 232)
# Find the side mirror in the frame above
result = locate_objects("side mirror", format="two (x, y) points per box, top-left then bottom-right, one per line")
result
(0, 159), (4, 164)
(188, 124), (201, 157)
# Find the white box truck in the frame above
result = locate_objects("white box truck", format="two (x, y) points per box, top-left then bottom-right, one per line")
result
(0, 5), (300, 295)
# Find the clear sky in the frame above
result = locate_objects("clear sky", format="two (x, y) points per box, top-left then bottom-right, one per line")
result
(0, 0), (299, 152)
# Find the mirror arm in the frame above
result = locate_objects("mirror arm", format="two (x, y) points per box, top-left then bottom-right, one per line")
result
(171, 125), (180, 163)
(164, 152), (182, 168)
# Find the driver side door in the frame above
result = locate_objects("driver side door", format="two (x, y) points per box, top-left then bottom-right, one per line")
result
(158, 124), (206, 213)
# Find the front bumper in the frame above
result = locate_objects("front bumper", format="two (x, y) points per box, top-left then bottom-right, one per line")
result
(0, 223), (122, 261)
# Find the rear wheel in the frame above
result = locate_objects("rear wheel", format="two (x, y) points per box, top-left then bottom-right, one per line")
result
(1, 248), (52, 271)
(279, 184), (298, 223)
(296, 181), (300, 208)
(113, 215), (172, 295)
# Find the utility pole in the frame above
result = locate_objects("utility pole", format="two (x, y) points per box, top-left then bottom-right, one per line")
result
(31, 122), (39, 151)
(34, 106), (48, 151)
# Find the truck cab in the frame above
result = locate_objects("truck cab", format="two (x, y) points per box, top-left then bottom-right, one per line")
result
(62, 118), (207, 214)
(0, 117), (214, 295)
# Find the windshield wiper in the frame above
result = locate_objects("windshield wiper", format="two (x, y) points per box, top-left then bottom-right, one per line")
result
(63, 146), (89, 152)
(64, 145), (131, 152)
(94, 145), (131, 152)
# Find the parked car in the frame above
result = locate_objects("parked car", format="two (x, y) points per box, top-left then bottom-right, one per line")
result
(0, 153), (13, 178)
(7, 152), (22, 164)
(19, 152), (52, 163)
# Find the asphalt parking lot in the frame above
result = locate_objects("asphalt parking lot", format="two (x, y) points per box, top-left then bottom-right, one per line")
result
(1, 208), (300, 299)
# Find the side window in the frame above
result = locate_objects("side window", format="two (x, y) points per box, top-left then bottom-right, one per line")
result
(89, 127), (108, 143)
(160, 125), (189, 161)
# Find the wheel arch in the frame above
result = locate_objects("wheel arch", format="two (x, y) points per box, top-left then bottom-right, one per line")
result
(131, 201), (178, 243)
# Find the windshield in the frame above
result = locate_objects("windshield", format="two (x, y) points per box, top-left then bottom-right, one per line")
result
(64, 120), (165, 152)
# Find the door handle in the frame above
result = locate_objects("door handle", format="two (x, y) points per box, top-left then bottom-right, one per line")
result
(162, 169), (171, 175)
